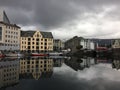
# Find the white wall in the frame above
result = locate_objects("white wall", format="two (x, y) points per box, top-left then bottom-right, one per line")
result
(80, 39), (95, 50)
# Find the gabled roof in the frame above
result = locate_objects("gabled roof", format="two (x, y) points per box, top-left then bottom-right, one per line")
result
(21, 30), (53, 38)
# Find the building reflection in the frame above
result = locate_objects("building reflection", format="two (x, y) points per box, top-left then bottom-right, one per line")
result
(52, 57), (64, 67)
(65, 57), (96, 71)
(1, 56), (120, 89)
(112, 57), (120, 70)
(19, 57), (53, 80)
(0, 58), (19, 89)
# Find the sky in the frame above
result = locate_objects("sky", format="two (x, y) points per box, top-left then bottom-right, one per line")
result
(0, 0), (120, 40)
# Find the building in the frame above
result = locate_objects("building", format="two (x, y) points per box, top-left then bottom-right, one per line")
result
(92, 39), (114, 49)
(19, 57), (53, 80)
(53, 39), (64, 51)
(112, 39), (120, 49)
(80, 39), (95, 50)
(20, 30), (53, 52)
(65, 36), (95, 53)
(0, 10), (21, 51)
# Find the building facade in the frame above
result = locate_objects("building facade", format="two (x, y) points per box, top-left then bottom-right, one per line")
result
(53, 39), (64, 51)
(0, 10), (21, 51)
(20, 30), (53, 52)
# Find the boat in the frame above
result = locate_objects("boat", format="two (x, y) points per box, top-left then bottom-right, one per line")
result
(48, 52), (64, 56)
(5, 52), (24, 57)
(31, 52), (48, 56)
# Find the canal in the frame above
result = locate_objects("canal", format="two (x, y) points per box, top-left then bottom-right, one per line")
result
(0, 56), (120, 90)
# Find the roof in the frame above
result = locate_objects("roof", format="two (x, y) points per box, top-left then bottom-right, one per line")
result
(41, 31), (53, 38)
(0, 21), (20, 28)
(21, 30), (53, 38)
(21, 31), (36, 37)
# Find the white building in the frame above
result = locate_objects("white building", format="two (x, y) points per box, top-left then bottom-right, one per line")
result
(0, 10), (21, 51)
(80, 39), (95, 50)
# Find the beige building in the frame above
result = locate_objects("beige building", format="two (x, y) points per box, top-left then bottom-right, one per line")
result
(19, 57), (53, 80)
(0, 10), (21, 51)
(20, 30), (53, 52)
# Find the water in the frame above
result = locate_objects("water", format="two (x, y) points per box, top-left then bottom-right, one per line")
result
(0, 56), (120, 90)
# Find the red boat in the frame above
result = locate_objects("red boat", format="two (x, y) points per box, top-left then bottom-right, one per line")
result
(31, 53), (48, 56)
(0, 54), (5, 58)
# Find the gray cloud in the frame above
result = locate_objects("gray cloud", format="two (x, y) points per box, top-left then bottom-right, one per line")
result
(0, 0), (120, 39)
(0, 0), (119, 28)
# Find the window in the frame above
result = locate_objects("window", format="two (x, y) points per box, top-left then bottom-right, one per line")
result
(28, 38), (31, 41)
(28, 42), (30, 45)
(45, 47), (47, 49)
(45, 39), (47, 41)
(36, 42), (39, 45)
(36, 38), (39, 41)
(28, 46), (30, 49)
(36, 46), (39, 49)
(37, 33), (39, 37)
(0, 27), (2, 40)
(45, 43), (47, 45)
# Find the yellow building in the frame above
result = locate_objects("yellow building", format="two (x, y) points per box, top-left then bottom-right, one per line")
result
(0, 10), (21, 51)
(20, 30), (53, 52)
(19, 57), (53, 80)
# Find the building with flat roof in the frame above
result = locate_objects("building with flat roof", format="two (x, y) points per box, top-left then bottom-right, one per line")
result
(0, 10), (21, 51)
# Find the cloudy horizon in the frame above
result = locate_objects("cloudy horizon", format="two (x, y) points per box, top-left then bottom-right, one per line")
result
(1, 0), (120, 40)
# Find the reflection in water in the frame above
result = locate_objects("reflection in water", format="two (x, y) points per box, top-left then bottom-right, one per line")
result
(20, 57), (53, 80)
(0, 56), (120, 90)
(0, 58), (19, 88)
(112, 60), (120, 70)
(65, 57), (96, 71)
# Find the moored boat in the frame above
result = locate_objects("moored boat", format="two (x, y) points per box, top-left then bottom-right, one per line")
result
(5, 52), (24, 57)
(31, 53), (48, 56)
(48, 52), (64, 56)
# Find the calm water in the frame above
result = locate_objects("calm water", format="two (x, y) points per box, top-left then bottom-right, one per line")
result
(0, 56), (120, 90)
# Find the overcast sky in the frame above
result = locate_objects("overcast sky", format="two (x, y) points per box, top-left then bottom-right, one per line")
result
(1, 0), (120, 40)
